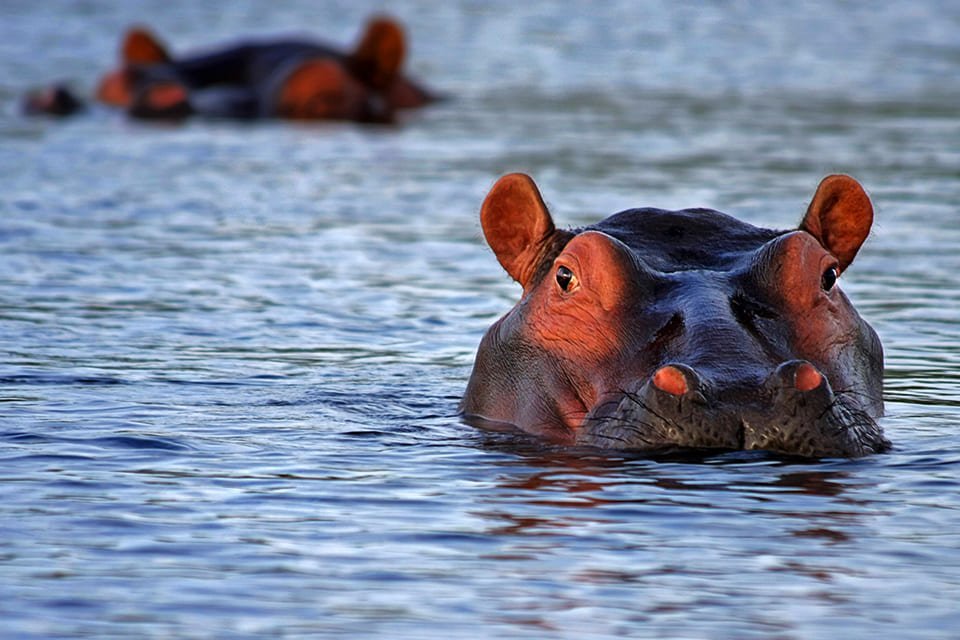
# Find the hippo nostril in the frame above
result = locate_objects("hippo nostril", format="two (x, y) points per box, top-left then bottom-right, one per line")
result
(771, 360), (827, 394)
(652, 365), (689, 396)
(794, 362), (823, 392)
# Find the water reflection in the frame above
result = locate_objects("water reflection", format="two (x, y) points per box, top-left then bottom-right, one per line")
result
(475, 437), (879, 551)
(465, 442), (887, 633)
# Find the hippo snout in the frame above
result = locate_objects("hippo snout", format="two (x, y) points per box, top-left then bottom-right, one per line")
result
(580, 360), (889, 457)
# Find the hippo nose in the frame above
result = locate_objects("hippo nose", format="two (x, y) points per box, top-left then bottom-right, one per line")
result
(655, 359), (837, 453)
(581, 359), (873, 456)
(645, 359), (838, 449)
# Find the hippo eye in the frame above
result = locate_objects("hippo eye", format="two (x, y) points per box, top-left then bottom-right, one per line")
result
(556, 265), (576, 292)
(821, 266), (839, 292)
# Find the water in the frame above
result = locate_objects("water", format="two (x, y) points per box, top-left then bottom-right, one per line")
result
(2, 1), (960, 637)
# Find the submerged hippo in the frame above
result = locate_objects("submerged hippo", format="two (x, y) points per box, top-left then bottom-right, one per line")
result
(25, 15), (437, 123)
(101, 16), (436, 122)
(461, 174), (889, 457)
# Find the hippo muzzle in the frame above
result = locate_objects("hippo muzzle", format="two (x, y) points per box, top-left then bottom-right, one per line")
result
(461, 173), (889, 458)
(581, 361), (887, 457)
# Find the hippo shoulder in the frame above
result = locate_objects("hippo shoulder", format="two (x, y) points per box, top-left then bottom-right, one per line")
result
(589, 207), (782, 272)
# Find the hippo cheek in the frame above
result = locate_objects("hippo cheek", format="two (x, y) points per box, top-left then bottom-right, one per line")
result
(97, 69), (133, 107)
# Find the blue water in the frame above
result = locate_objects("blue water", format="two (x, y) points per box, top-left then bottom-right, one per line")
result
(2, 1), (960, 638)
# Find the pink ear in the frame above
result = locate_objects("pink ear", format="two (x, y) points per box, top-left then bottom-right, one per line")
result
(799, 175), (873, 272)
(348, 16), (406, 89)
(480, 174), (557, 288)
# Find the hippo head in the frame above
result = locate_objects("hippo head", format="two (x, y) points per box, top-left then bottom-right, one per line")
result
(461, 174), (888, 458)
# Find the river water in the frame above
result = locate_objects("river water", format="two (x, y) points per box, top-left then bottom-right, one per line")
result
(2, 1), (959, 638)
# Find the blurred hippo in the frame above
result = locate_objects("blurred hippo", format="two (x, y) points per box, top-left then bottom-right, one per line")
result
(25, 15), (437, 123)
(461, 174), (889, 458)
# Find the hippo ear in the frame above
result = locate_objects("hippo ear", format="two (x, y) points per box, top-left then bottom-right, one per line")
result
(348, 16), (406, 89)
(122, 27), (171, 65)
(799, 174), (874, 273)
(481, 174), (558, 288)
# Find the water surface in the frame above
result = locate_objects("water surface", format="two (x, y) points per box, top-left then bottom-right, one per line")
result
(2, 1), (960, 638)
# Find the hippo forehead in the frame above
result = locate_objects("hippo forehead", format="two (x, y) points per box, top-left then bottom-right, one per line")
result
(586, 207), (783, 272)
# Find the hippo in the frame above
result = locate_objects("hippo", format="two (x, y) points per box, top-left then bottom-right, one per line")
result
(26, 15), (437, 122)
(461, 173), (889, 458)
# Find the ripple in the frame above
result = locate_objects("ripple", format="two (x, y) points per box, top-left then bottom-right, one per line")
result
(2, 1), (960, 638)
(0, 373), (131, 386)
